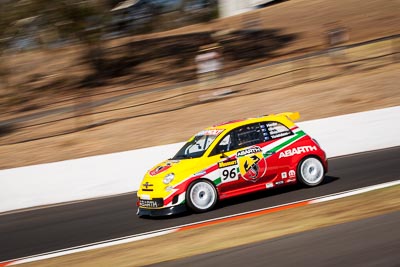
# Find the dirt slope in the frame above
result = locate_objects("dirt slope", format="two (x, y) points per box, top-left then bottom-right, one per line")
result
(0, 0), (399, 169)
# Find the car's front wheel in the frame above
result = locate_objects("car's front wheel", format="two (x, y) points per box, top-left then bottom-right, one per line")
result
(186, 180), (217, 213)
(297, 156), (325, 187)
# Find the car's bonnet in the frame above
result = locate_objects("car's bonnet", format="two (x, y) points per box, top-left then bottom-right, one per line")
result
(146, 158), (205, 182)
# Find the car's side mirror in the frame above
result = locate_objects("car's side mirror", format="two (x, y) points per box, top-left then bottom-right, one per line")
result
(220, 151), (227, 158)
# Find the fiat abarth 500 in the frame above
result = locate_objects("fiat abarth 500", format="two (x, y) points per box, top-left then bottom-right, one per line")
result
(137, 112), (328, 216)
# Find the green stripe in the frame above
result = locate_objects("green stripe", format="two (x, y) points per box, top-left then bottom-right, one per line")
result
(214, 177), (222, 186)
(263, 131), (305, 157)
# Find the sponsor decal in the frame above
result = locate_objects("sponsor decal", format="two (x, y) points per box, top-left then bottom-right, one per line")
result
(266, 122), (278, 128)
(289, 170), (296, 178)
(143, 182), (153, 189)
(240, 156), (266, 182)
(270, 132), (291, 139)
(266, 122), (292, 139)
(286, 178), (296, 183)
(142, 182), (154, 191)
(219, 159), (239, 183)
(196, 129), (223, 136)
(149, 164), (171, 176)
(236, 147), (267, 182)
(237, 146), (262, 157)
(278, 146), (318, 158)
(139, 199), (162, 208)
(218, 160), (238, 168)
(281, 172), (287, 179)
(221, 167), (238, 182)
(266, 183), (274, 188)
(275, 181), (284, 185)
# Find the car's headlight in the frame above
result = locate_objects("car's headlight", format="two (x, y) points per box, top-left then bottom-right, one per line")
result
(163, 173), (175, 184)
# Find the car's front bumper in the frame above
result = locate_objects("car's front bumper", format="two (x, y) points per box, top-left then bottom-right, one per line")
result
(137, 204), (187, 217)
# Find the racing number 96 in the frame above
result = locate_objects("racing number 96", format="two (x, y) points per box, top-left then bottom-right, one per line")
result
(222, 167), (237, 181)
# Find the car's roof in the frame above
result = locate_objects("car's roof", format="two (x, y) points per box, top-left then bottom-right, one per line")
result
(206, 112), (300, 132)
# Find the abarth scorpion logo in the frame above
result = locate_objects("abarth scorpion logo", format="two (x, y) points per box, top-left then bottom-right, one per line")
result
(243, 155), (261, 180)
(237, 146), (267, 182)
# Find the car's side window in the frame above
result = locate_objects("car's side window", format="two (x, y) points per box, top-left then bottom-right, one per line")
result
(264, 121), (293, 139)
(210, 123), (266, 156)
(232, 123), (263, 150)
(209, 133), (232, 156)
(217, 133), (232, 153)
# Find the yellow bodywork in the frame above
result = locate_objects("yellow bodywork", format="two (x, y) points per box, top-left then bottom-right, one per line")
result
(137, 112), (300, 208)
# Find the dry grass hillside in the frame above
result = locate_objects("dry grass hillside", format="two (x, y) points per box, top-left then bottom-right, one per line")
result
(0, 0), (399, 169)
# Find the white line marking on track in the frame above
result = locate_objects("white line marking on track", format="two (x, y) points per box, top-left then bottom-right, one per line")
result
(309, 180), (400, 204)
(1, 179), (399, 266)
(1, 229), (177, 266)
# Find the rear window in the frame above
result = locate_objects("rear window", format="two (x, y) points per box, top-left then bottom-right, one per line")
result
(263, 121), (293, 139)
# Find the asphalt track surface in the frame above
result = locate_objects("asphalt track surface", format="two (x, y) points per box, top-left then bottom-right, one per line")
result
(0, 146), (399, 261)
(148, 211), (400, 267)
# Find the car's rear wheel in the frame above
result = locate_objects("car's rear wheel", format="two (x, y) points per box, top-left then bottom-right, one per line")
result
(186, 180), (217, 213)
(297, 156), (325, 187)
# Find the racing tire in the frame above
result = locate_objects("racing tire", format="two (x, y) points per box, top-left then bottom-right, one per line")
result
(186, 179), (218, 213)
(297, 156), (325, 187)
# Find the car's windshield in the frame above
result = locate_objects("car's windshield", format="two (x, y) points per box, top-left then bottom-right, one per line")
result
(172, 129), (223, 159)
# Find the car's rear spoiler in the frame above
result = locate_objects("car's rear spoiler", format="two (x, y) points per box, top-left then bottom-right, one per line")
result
(276, 112), (300, 121)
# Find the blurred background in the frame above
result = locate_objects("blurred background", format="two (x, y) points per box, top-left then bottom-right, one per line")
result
(0, 0), (399, 169)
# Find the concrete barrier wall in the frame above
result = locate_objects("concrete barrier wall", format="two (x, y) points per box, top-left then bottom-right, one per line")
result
(1, 106), (399, 213)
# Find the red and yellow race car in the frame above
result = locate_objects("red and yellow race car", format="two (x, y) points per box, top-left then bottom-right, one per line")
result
(137, 112), (328, 216)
